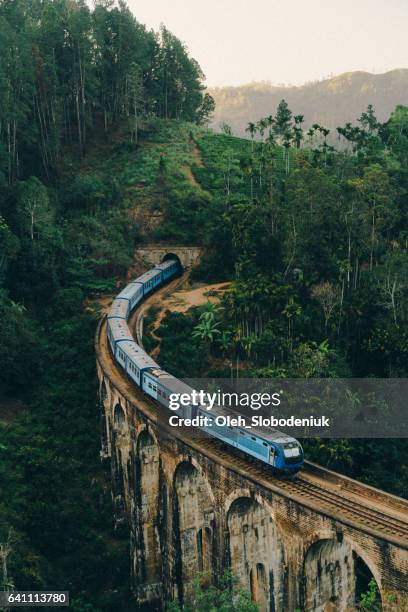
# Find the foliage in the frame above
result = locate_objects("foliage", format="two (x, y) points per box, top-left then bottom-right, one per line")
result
(189, 102), (408, 497)
(0, 0), (212, 182)
(358, 577), (381, 611)
(1, 11), (408, 604)
(167, 570), (259, 612)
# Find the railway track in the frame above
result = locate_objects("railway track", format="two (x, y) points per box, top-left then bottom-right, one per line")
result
(194, 436), (408, 544)
(97, 271), (408, 550)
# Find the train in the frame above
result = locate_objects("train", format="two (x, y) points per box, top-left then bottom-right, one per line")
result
(106, 257), (304, 475)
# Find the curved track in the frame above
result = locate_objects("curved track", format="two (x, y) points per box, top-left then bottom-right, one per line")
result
(97, 272), (408, 550)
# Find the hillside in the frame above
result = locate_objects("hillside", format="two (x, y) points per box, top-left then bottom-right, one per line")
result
(2, 111), (408, 607)
(209, 69), (408, 136)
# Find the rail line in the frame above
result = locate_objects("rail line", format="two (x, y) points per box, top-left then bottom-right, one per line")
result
(97, 271), (408, 550)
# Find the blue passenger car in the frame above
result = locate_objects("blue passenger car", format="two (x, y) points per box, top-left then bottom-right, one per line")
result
(107, 318), (133, 356)
(108, 298), (130, 320)
(142, 368), (197, 419)
(155, 259), (180, 281)
(137, 269), (163, 296)
(115, 282), (143, 311)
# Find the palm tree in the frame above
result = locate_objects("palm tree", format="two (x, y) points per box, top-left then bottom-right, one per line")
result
(266, 114), (275, 139)
(283, 133), (292, 175)
(293, 114), (304, 149)
(320, 127), (330, 165)
(241, 334), (257, 359)
(192, 318), (221, 345)
(245, 122), (257, 152)
(218, 330), (232, 355)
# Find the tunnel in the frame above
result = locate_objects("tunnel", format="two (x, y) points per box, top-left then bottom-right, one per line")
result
(161, 252), (182, 267)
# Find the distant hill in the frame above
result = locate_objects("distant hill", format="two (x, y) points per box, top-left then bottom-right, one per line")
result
(209, 70), (408, 137)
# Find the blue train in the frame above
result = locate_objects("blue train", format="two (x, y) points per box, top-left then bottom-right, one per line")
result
(106, 258), (304, 475)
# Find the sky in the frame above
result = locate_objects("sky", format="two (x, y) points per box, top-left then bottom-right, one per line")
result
(125, 0), (408, 88)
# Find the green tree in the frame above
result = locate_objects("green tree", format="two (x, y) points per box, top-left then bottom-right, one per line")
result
(16, 177), (51, 241)
(273, 99), (293, 144)
(167, 570), (259, 612)
(0, 216), (19, 284)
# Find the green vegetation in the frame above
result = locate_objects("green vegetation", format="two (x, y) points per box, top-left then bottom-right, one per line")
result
(159, 103), (408, 498)
(0, 0), (213, 606)
(358, 578), (381, 611)
(167, 570), (259, 612)
(1, 0), (408, 605)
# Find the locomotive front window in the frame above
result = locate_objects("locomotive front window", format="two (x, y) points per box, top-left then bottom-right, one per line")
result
(283, 442), (301, 457)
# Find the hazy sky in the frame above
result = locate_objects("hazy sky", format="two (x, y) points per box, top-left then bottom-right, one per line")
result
(126, 0), (408, 87)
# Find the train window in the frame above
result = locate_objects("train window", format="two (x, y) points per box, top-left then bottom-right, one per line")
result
(251, 437), (256, 441)
(263, 442), (267, 447)
(148, 383), (152, 389)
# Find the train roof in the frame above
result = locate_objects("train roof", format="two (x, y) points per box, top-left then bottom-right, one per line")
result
(122, 342), (159, 371)
(155, 259), (178, 270)
(145, 369), (300, 444)
(116, 282), (143, 301)
(199, 399), (299, 446)
(146, 368), (195, 396)
(108, 298), (129, 319)
(136, 268), (162, 284)
(108, 318), (133, 343)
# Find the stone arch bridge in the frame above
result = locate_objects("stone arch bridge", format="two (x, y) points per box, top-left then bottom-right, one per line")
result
(96, 266), (408, 611)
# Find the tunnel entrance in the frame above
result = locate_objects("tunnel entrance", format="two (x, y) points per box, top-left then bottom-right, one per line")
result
(161, 252), (182, 269)
(354, 553), (382, 610)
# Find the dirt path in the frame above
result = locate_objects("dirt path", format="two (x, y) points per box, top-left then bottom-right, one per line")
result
(181, 139), (205, 187)
(191, 140), (204, 168)
(142, 281), (230, 359)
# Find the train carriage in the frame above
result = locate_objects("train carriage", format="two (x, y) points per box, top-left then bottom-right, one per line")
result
(108, 298), (130, 320)
(138, 269), (163, 296)
(119, 341), (158, 385)
(115, 282), (144, 311)
(155, 259), (180, 281)
(107, 318), (134, 356)
(142, 368), (197, 420)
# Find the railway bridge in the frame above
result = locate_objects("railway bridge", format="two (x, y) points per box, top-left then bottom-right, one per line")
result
(96, 268), (408, 611)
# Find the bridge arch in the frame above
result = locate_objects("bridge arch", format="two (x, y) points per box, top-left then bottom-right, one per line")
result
(343, 535), (383, 595)
(301, 535), (382, 611)
(173, 461), (216, 602)
(113, 403), (126, 432)
(99, 380), (110, 456)
(227, 495), (285, 610)
(134, 429), (161, 590)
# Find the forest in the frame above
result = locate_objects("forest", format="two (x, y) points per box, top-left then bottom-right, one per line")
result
(0, 0), (407, 608)
(155, 102), (408, 497)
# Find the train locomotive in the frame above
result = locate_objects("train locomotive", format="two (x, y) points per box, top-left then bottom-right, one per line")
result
(106, 258), (304, 475)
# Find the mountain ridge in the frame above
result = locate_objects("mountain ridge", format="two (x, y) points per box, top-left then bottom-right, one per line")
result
(209, 69), (408, 136)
